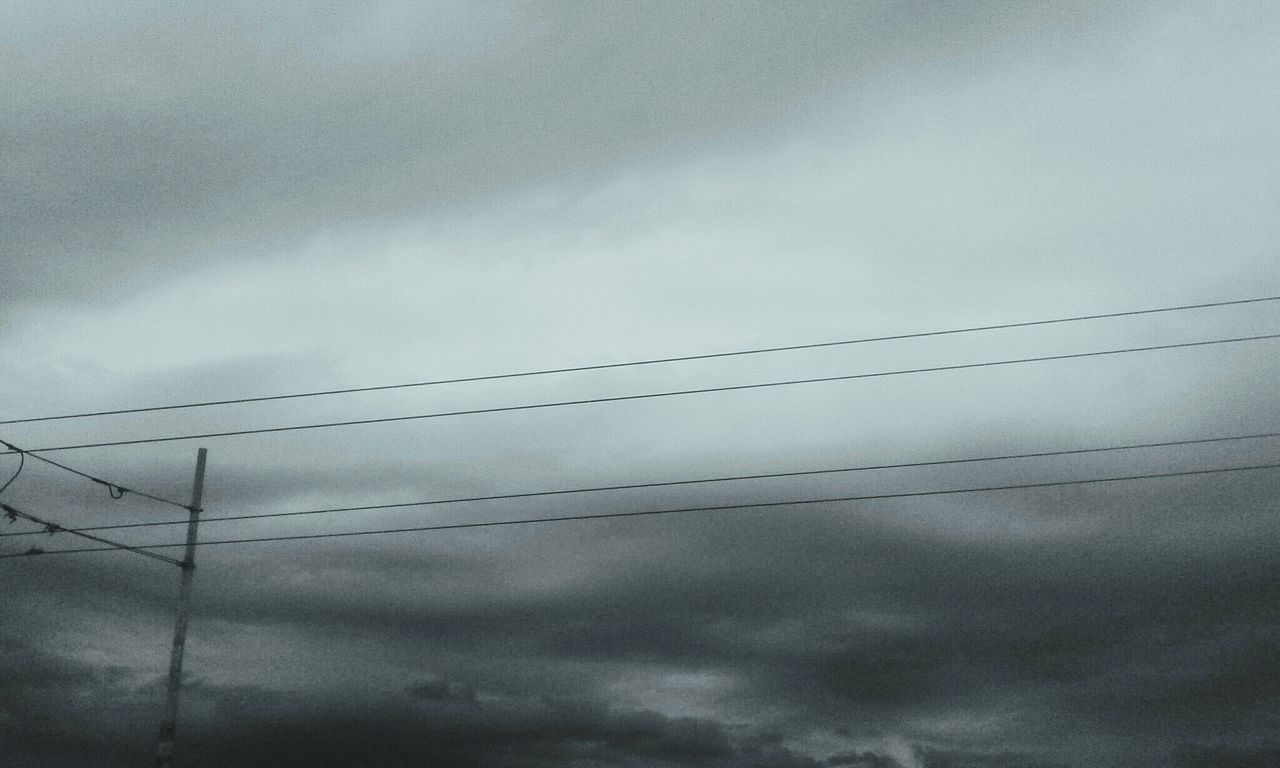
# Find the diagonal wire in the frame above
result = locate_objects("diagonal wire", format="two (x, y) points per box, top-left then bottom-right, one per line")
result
(3, 461), (1276, 559)
(0, 502), (183, 566)
(5, 332), (1279, 455)
(3, 429), (1277, 538)
(3, 294), (1278, 426)
(0, 439), (193, 511)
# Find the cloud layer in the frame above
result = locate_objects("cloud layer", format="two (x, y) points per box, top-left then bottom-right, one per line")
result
(2, 2), (1280, 766)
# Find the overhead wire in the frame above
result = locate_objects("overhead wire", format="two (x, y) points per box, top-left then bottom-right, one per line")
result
(3, 294), (1277, 427)
(3, 461), (1276, 559)
(3, 429), (1277, 538)
(6, 332), (1279, 455)
(0, 438), (193, 511)
(0, 449), (23, 495)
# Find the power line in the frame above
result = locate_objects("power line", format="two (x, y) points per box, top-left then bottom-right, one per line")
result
(5, 430), (1276, 538)
(0, 502), (182, 566)
(4, 295), (1277, 427)
(4, 461), (1276, 559)
(7, 332), (1278, 455)
(0, 438), (193, 511)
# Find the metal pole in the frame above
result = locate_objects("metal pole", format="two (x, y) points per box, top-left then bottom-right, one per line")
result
(156, 447), (207, 768)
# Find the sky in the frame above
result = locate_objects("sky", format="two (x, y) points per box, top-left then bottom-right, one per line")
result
(2, 2), (1279, 766)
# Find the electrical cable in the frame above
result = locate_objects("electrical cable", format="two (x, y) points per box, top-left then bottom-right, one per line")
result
(3, 461), (1276, 559)
(3, 429), (1276, 538)
(0, 502), (183, 566)
(3, 294), (1277, 427)
(6, 332), (1278, 455)
(0, 438), (193, 511)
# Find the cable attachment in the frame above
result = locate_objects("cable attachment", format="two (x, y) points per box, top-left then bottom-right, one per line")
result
(24, 546), (44, 556)
(43, 523), (61, 535)
(3, 504), (16, 523)
(91, 477), (127, 500)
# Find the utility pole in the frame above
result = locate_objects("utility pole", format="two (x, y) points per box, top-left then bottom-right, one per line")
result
(156, 447), (207, 768)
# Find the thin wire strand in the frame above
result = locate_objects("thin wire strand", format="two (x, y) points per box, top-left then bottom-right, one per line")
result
(5, 430), (1277, 538)
(0, 438), (193, 511)
(4, 295), (1277, 426)
(0, 502), (183, 566)
(4, 461), (1276, 559)
(8, 332), (1279, 455)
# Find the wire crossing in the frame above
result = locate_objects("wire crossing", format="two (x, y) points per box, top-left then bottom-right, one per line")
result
(3, 294), (1277, 426)
(4, 461), (1276, 559)
(4, 430), (1276, 538)
(0, 439), (193, 511)
(7, 332), (1278, 455)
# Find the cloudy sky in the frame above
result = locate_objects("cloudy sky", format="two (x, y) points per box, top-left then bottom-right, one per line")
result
(2, 2), (1280, 766)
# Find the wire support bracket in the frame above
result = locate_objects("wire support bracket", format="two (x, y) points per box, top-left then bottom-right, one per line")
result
(0, 502), (184, 567)
(0, 439), (192, 511)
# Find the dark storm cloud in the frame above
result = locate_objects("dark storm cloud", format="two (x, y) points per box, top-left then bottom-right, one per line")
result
(406, 677), (478, 704)
(0, 633), (128, 694)
(2, 662), (823, 768)
(827, 752), (905, 768)
(0, 634), (161, 767)
(914, 750), (1073, 768)
(1165, 745), (1280, 768)
(247, 699), (817, 768)
(2, 437), (1279, 764)
(0, 0), (1127, 309)
(103, 460), (1265, 754)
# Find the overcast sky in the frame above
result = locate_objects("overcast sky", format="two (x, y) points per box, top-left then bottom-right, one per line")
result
(2, 2), (1280, 767)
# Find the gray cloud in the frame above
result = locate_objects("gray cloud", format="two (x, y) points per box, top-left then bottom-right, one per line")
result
(1, 1), (1135, 310)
